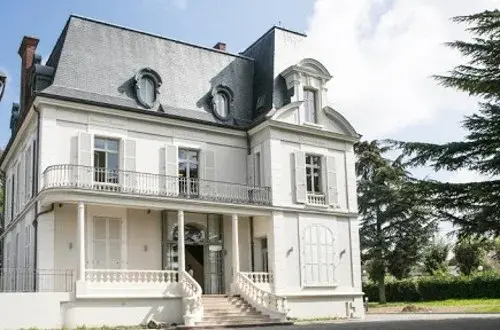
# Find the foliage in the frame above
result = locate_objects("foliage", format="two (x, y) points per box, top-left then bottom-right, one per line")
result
(363, 272), (500, 302)
(423, 240), (450, 275)
(356, 141), (437, 302)
(454, 238), (488, 275)
(388, 10), (500, 238)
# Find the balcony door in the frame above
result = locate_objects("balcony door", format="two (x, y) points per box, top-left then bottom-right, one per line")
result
(178, 149), (199, 196)
(92, 217), (123, 269)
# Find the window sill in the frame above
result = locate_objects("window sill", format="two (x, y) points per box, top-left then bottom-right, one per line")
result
(303, 122), (324, 130)
(305, 203), (329, 209)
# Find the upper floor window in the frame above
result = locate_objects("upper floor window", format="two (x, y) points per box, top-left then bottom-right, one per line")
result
(306, 155), (322, 195)
(134, 68), (162, 109)
(94, 137), (119, 184)
(178, 149), (199, 195)
(304, 89), (317, 123)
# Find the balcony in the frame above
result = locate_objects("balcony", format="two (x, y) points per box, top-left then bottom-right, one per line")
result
(42, 165), (271, 205)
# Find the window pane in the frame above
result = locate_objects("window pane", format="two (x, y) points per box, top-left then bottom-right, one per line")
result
(188, 151), (199, 163)
(94, 138), (105, 150)
(179, 149), (186, 160)
(306, 168), (312, 192)
(106, 139), (119, 152)
(94, 151), (106, 168)
(306, 155), (311, 165)
(140, 77), (155, 105)
(313, 168), (321, 193)
(107, 153), (119, 171)
(215, 92), (228, 117)
(179, 162), (187, 177)
(189, 163), (199, 179)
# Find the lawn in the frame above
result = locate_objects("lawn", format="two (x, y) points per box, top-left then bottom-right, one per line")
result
(368, 299), (500, 313)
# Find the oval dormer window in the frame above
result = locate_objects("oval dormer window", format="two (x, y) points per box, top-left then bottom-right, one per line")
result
(134, 68), (162, 109)
(211, 85), (233, 120)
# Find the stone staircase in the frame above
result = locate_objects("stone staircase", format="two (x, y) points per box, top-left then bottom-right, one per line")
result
(195, 295), (291, 328)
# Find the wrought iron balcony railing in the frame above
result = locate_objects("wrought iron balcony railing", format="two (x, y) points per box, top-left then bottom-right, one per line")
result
(42, 165), (271, 205)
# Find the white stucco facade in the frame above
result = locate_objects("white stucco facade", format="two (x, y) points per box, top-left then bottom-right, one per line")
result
(1, 18), (363, 329)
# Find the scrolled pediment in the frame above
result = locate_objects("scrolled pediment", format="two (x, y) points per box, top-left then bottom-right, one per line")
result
(323, 106), (359, 138)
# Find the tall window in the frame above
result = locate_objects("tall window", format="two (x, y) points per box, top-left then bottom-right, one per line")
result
(15, 164), (21, 215)
(306, 155), (322, 195)
(255, 152), (261, 187)
(304, 89), (317, 123)
(302, 224), (335, 286)
(94, 137), (119, 184)
(178, 149), (199, 195)
(261, 237), (269, 272)
(92, 217), (122, 269)
(213, 92), (229, 119)
(24, 145), (33, 201)
(10, 174), (15, 220)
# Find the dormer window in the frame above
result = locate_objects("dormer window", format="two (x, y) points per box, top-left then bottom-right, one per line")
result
(134, 68), (162, 109)
(214, 91), (229, 119)
(211, 85), (233, 120)
(304, 89), (317, 123)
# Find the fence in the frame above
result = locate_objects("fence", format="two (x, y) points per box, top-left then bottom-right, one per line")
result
(0, 268), (74, 292)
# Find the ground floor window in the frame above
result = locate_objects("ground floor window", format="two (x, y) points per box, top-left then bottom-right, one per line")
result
(92, 217), (123, 269)
(301, 224), (336, 286)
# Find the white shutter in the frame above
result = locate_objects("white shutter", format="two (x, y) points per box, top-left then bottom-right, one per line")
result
(247, 154), (254, 186)
(165, 145), (178, 195)
(294, 151), (307, 204)
(326, 156), (339, 206)
(201, 150), (216, 197)
(5, 176), (11, 223)
(77, 132), (93, 187)
(19, 157), (25, 207)
(121, 139), (136, 191)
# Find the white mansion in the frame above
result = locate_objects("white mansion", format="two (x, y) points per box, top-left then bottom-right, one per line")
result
(0, 15), (363, 328)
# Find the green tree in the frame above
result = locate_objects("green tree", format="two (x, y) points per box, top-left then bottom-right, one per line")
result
(356, 141), (437, 303)
(390, 10), (500, 238)
(423, 240), (450, 275)
(454, 238), (487, 275)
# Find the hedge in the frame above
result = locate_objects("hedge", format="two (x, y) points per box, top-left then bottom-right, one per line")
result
(363, 272), (500, 302)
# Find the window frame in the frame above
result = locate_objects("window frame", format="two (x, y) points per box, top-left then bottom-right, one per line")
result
(303, 88), (318, 124)
(134, 68), (162, 109)
(211, 85), (233, 121)
(178, 148), (200, 196)
(301, 224), (337, 287)
(305, 154), (323, 195)
(93, 137), (120, 184)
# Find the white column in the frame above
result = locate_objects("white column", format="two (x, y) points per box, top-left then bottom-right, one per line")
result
(232, 214), (240, 275)
(178, 210), (185, 279)
(77, 201), (85, 281)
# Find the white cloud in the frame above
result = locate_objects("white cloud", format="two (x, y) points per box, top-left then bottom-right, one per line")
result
(306, 0), (498, 139)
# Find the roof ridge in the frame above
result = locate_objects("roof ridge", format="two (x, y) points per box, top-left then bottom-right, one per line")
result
(68, 14), (255, 61)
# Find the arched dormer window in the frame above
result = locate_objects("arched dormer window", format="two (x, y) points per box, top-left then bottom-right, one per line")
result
(134, 68), (162, 109)
(211, 85), (233, 120)
(280, 58), (332, 126)
(301, 224), (337, 287)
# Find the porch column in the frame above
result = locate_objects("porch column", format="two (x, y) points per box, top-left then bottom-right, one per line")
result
(232, 213), (240, 275)
(77, 201), (85, 281)
(178, 210), (185, 280)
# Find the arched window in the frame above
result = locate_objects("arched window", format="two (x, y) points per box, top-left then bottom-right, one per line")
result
(214, 92), (229, 119)
(211, 85), (233, 120)
(301, 224), (336, 286)
(134, 68), (162, 109)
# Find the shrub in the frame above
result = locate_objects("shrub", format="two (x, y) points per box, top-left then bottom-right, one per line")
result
(363, 272), (500, 302)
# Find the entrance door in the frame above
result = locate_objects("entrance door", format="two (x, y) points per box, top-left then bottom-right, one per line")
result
(186, 245), (204, 291)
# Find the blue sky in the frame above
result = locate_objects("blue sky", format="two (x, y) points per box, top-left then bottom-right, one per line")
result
(0, 0), (314, 148)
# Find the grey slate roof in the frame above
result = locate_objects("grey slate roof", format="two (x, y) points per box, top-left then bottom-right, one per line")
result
(43, 15), (256, 128)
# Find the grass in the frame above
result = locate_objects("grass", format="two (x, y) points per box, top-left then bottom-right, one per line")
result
(368, 299), (500, 313)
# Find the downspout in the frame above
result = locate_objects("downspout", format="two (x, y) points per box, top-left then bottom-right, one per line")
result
(0, 169), (5, 270)
(32, 105), (42, 289)
(245, 132), (255, 271)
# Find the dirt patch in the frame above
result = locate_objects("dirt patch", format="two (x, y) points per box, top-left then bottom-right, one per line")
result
(368, 305), (496, 314)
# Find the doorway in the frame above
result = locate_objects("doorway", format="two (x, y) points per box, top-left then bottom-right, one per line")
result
(186, 245), (204, 291)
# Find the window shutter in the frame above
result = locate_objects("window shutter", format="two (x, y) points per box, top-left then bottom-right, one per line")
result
(19, 161), (25, 208)
(121, 140), (136, 191)
(77, 132), (93, 187)
(5, 176), (11, 223)
(201, 150), (216, 197)
(294, 151), (307, 204)
(165, 145), (178, 196)
(326, 156), (339, 207)
(247, 154), (254, 186)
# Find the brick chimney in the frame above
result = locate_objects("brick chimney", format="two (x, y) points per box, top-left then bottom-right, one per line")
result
(18, 36), (39, 114)
(213, 42), (226, 52)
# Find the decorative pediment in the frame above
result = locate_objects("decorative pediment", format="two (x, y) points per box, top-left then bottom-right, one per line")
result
(323, 106), (359, 138)
(281, 58), (332, 87)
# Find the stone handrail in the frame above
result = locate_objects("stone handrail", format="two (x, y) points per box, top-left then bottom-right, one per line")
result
(180, 270), (203, 325)
(85, 269), (178, 283)
(240, 272), (273, 284)
(235, 272), (288, 320)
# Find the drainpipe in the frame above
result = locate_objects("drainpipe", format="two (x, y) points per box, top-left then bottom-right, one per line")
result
(250, 216), (255, 271)
(0, 169), (5, 271)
